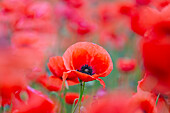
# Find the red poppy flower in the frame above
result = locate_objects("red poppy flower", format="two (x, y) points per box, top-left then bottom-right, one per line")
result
(67, 18), (94, 36)
(13, 18), (56, 33)
(130, 6), (160, 36)
(49, 42), (113, 88)
(65, 92), (88, 104)
(138, 73), (170, 106)
(117, 1), (135, 16)
(141, 22), (170, 88)
(26, 1), (53, 20)
(99, 31), (127, 50)
(130, 86), (169, 113)
(63, 0), (85, 8)
(11, 31), (39, 48)
(0, 48), (41, 106)
(0, 0), (32, 13)
(86, 91), (132, 113)
(11, 86), (55, 113)
(97, 3), (117, 26)
(130, 90), (157, 113)
(152, 0), (170, 10)
(116, 58), (137, 73)
(136, 0), (152, 5)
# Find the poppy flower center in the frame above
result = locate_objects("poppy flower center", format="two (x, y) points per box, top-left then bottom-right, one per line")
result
(78, 64), (94, 75)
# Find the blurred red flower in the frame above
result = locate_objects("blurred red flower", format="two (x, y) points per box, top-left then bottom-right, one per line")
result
(0, 48), (41, 106)
(141, 22), (170, 88)
(86, 91), (132, 113)
(11, 86), (55, 113)
(99, 31), (127, 50)
(116, 58), (137, 73)
(130, 85), (169, 113)
(65, 92), (88, 104)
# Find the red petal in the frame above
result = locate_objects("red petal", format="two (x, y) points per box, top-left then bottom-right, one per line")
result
(48, 56), (67, 78)
(96, 78), (106, 89)
(66, 70), (96, 82)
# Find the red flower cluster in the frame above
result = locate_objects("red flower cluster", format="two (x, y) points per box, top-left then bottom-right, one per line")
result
(0, 0), (170, 112)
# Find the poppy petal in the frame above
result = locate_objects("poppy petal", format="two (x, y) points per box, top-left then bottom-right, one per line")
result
(66, 70), (96, 82)
(96, 78), (106, 89)
(48, 56), (67, 78)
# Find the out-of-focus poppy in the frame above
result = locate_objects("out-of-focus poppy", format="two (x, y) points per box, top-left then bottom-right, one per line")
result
(48, 42), (113, 88)
(65, 92), (88, 104)
(0, 0), (32, 13)
(86, 91), (132, 113)
(152, 0), (170, 10)
(117, 1), (135, 16)
(141, 23), (170, 88)
(63, 0), (85, 8)
(116, 58), (137, 73)
(11, 86), (56, 113)
(0, 47), (42, 106)
(11, 31), (39, 48)
(99, 31), (127, 50)
(131, 4), (170, 36)
(130, 6), (160, 36)
(130, 85), (169, 113)
(25, 1), (53, 20)
(138, 73), (170, 108)
(136, 0), (152, 5)
(67, 18), (95, 36)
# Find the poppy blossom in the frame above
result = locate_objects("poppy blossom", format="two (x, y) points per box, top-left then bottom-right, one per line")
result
(25, 1), (53, 20)
(63, 0), (85, 8)
(65, 92), (88, 104)
(136, 0), (152, 5)
(99, 31), (127, 50)
(11, 86), (55, 113)
(117, 1), (135, 16)
(48, 42), (113, 88)
(152, 0), (170, 10)
(86, 91), (132, 113)
(130, 6), (160, 36)
(0, 48), (41, 106)
(138, 73), (170, 107)
(67, 18), (94, 36)
(141, 22), (170, 88)
(116, 58), (137, 73)
(129, 85), (169, 113)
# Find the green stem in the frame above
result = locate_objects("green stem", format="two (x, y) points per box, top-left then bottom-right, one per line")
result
(155, 93), (160, 106)
(71, 98), (78, 113)
(60, 80), (67, 113)
(71, 81), (85, 113)
(1, 106), (4, 113)
(63, 88), (67, 113)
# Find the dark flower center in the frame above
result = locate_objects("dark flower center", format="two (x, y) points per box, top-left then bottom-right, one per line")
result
(77, 64), (94, 75)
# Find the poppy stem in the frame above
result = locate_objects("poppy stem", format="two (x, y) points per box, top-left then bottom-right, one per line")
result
(71, 81), (85, 113)
(79, 82), (85, 113)
(155, 93), (160, 106)
(0, 106), (4, 113)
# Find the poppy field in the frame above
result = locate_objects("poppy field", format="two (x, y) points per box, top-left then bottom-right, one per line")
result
(0, 0), (170, 113)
